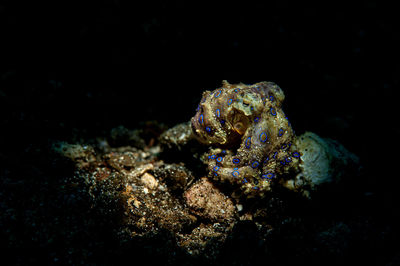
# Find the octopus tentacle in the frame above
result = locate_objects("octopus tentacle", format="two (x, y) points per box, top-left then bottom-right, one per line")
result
(191, 81), (301, 196)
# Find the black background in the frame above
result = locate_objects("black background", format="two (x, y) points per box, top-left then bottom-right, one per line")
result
(1, 0), (400, 264)
(3, 0), (399, 188)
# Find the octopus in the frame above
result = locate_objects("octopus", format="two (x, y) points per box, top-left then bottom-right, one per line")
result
(191, 80), (302, 196)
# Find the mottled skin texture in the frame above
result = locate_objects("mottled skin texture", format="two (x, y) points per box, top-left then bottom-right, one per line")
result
(191, 81), (301, 196)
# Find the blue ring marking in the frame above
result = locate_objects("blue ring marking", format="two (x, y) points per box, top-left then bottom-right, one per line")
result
(281, 144), (287, 149)
(213, 165), (220, 171)
(259, 132), (268, 143)
(215, 109), (221, 118)
(232, 158), (240, 164)
(227, 99), (233, 106)
(273, 152), (278, 159)
(269, 95), (274, 101)
(232, 170), (240, 178)
(220, 119), (225, 125)
(267, 173), (275, 179)
(285, 157), (292, 163)
(254, 117), (259, 123)
(245, 137), (251, 149)
(278, 128), (284, 137)
(199, 114), (204, 124)
(261, 172), (275, 179)
(251, 161), (260, 168)
(210, 155), (216, 159)
(292, 152), (300, 158)
(206, 126), (211, 132)
(214, 90), (222, 98)
(270, 107), (277, 116)
(217, 157), (223, 162)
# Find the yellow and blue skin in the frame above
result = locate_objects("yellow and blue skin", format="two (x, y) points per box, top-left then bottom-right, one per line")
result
(191, 80), (301, 196)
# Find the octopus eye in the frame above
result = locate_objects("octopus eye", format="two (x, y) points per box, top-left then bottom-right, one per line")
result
(234, 122), (246, 135)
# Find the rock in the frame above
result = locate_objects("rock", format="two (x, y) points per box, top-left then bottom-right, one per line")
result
(283, 132), (360, 197)
(110, 125), (146, 149)
(152, 163), (195, 194)
(159, 121), (193, 150)
(184, 177), (236, 222)
(177, 223), (232, 259)
(140, 172), (159, 190)
(51, 142), (97, 169)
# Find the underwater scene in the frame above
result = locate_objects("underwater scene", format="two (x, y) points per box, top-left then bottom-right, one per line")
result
(1, 1), (399, 265)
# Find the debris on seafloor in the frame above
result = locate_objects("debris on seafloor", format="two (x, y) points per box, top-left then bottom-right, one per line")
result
(52, 81), (361, 263)
(52, 126), (237, 261)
